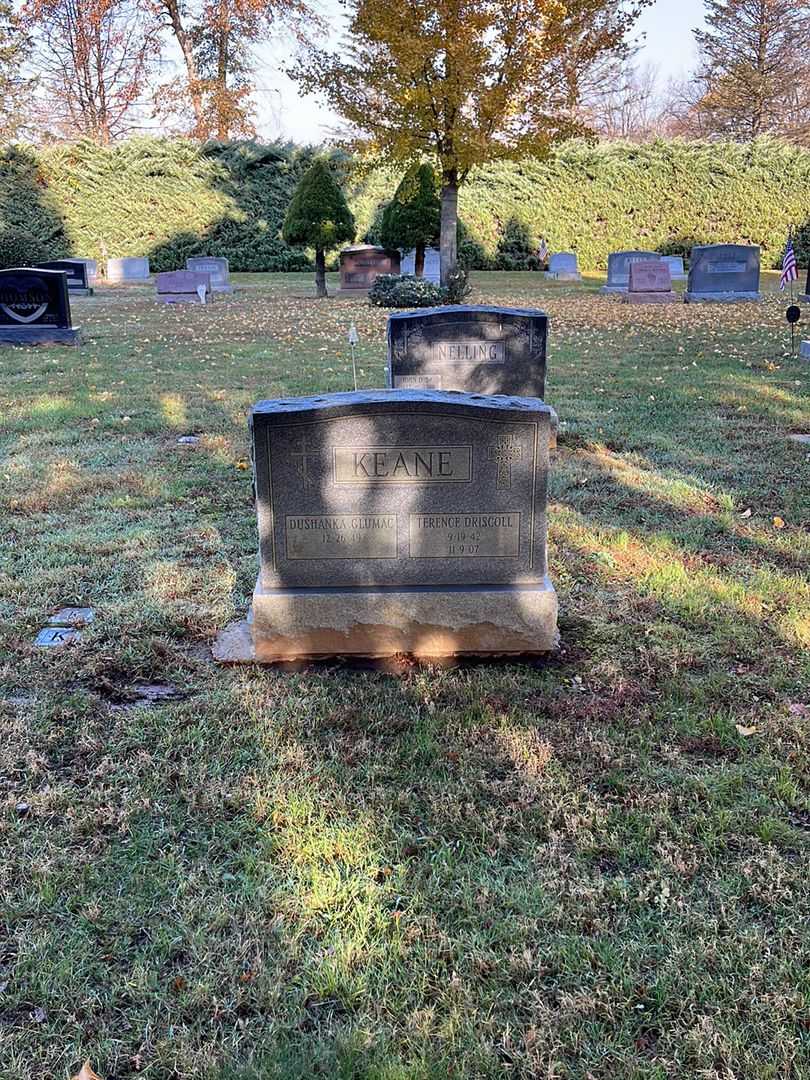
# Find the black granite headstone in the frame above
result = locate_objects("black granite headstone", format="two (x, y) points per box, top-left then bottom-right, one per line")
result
(0, 267), (80, 344)
(685, 244), (760, 302)
(36, 260), (93, 295)
(387, 305), (547, 398)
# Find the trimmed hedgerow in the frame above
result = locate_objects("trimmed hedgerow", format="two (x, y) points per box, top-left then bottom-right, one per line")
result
(369, 274), (446, 307)
(2, 136), (810, 271)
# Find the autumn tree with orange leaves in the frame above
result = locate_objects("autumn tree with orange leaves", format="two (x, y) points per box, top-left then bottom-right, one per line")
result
(292, 0), (650, 283)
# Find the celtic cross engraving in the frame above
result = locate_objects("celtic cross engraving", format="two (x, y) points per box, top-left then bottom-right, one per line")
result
(488, 435), (522, 490)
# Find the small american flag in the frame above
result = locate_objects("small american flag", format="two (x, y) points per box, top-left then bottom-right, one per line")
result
(780, 234), (798, 290)
(538, 238), (548, 264)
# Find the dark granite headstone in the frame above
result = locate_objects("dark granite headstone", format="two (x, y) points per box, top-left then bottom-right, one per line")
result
(387, 305), (547, 399)
(0, 268), (80, 345)
(155, 269), (211, 303)
(338, 245), (400, 294)
(601, 251), (660, 294)
(186, 256), (233, 293)
(241, 389), (558, 660)
(685, 244), (760, 302)
(36, 259), (93, 296)
(799, 264), (810, 302)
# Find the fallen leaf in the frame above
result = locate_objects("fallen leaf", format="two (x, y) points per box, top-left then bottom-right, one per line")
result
(773, 516), (786, 529)
(72, 1062), (104, 1080)
(235, 460), (249, 470)
(735, 724), (758, 737)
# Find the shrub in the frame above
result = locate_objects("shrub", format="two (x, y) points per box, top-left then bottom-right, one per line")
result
(369, 274), (446, 307)
(494, 215), (539, 271)
(0, 226), (49, 268)
(444, 266), (471, 305)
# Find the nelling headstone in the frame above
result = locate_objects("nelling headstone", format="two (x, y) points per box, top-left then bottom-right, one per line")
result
(155, 269), (211, 304)
(400, 247), (440, 284)
(624, 260), (679, 304)
(339, 245), (400, 294)
(186, 256), (233, 293)
(601, 251), (661, 294)
(387, 305), (547, 398)
(546, 252), (581, 281)
(685, 244), (760, 303)
(236, 389), (558, 661)
(36, 259), (93, 296)
(0, 267), (80, 345)
(107, 257), (150, 284)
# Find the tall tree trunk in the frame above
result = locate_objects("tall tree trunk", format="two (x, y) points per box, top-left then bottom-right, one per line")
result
(159, 0), (204, 133)
(215, 0), (229, 138)
(439, 169), (458, 286)
(315, 247), (327, 298)
(415, 243), (425, 278)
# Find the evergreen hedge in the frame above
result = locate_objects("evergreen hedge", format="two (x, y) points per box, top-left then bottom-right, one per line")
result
(1, 136), (809, 271)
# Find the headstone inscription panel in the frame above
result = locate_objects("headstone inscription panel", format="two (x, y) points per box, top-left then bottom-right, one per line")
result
(155, 269), (211, 303)
(0, 268), (80, 345)
(625, 260), (678, 304)
(186, 256), (233, 293)
(685, 244), (760, 302)
(107, 257), (150, 283)
(247, 389), (558, 660)
(601, 251), (660, 294)
(338, 245), (401, 293)
(387, 305), (547, 399)
(36, 260), (93, 295)
(547, 252), (581, 281)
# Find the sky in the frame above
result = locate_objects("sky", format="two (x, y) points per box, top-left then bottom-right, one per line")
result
(251, 0), (709, 144)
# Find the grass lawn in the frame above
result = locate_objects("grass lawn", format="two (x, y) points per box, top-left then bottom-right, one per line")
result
(1, 270), (809, 1079)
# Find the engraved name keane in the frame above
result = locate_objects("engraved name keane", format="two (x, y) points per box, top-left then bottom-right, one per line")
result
(333, 445), (472, 484)
(433, 341), (505, 364)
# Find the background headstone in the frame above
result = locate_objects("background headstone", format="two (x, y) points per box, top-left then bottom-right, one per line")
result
(36, 260), (93, 296)
(685, 244), (760, 302)
(601, 251), (661, 294)
(662, 255), (687, 281)
(387, 305), (547, 398)
(107, 257), (150, 284)
(242, 389), (558, 660)
(155, 269), (211, 303)
(400, 247), (441, 284)
(339, 245), (401, 294)
(625, 260), (679, 304)
(186, 256), (233, 293)
(799, 264), (810, 302)
(0, 268), (80, 344)
(546, 252), (581, 281)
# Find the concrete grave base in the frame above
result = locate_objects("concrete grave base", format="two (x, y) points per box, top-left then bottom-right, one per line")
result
(546, 272), (581, 281)
(0, 327), (81, 345)
(156, 293), (207, 304)
(684, 292), (760, 303)
(624, 291), (680, 304)
(214, 575), (559, 662)
(800, 340), (810, 361)
(600, 285), (628, 294)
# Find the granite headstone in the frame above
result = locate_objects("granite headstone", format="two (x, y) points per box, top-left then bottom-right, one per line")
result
(107, 257), (150, 283)
(36, 259), (93, 296)
(662, 256), (687, 281)
(186, 256), (233, 293)
(624, 260), (679, 304)
(339, 245), (400, 294)
(0, 267), (80, 344)
(237, 389), (558, 660)
(601, 251), (661, 294)
(155, 269), (211, 303)
(685, 244), (760, 302)
(799, 264), (810, 303)
(400, 247), (440, 284)
(546, 252), (581, 281)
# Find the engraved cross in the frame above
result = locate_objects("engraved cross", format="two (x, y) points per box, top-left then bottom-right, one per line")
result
(488, 435), (523, 490)
(292, 440), (317, 491)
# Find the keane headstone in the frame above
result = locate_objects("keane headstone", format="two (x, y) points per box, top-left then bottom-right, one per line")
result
(685, 244), (760, 303)
(0, 267), (80, 345)
(186, 256), (233, 293)
(546, 252), (581, 281)
(601, 251), (661, 294)
(339, 245), (400, 294)
(36, 259), (93, 296)
(662, 255), (687, 281)
(624, 260), (679, 304)
(155, 269), (211, 304)
(107, 257), (150, 284)
(231, 389), (558, 661)
(387, 305), (547, 398)
(400, 247), (440, 284)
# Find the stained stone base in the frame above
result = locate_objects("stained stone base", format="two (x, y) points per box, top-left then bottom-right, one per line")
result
(0, 326), (81, 345)
(684, 291), (760, 303)
(624, 291), (680, 304)
(214, 575), (560, 662)
(800, 340), (810, 361)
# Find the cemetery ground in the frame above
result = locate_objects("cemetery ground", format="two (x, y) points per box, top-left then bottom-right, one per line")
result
(1, 269), (809, 1080)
